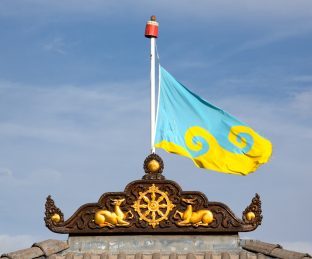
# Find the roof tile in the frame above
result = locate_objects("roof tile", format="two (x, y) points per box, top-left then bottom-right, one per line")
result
(82, 253), (92, 259)
(241, 240), (280, 255)
(100, 254), (109, 259)
(65, 252), (75, 259)
(1, 246), (43, 259)
(118, 253), (127, 259)
(187, 253), (196, 259)
(241, 240), (312, 259)
(204, 252), (212, 259)
(221, 252), (230, 259)
(270, 247), (311, 259)
(238, 251), (247, 259)
(33, 239), (69, 256)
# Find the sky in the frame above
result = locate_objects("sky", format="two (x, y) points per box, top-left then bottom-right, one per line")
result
(0, 0), (312, 255)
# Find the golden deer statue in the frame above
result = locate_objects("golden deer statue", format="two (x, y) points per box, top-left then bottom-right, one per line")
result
(173, 198), (214, 227)
(94, 198), (133, 227)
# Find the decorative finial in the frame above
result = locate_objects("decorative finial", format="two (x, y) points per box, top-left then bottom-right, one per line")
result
(44, 195), (64, 228)
(147, 159), (160, 173)
(243, 193), (263, 226)
(145, 15), (159, 38)
(143, 153), (165, 180)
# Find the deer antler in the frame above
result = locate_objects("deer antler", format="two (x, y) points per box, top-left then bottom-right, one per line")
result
(182, 198), (196, 204)
(111, 198), (125, 205)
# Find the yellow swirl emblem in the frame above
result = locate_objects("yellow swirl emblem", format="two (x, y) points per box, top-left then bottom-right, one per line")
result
(155, 126), (272, 175)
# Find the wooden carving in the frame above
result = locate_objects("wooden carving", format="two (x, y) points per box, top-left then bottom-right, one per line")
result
(94, 198), (133, 227)
(45, 154), (262, 234)
(173, 198), (214, 227)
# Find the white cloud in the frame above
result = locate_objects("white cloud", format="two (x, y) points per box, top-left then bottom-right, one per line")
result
(0, 168), (12, 178)
(0, 80), (148, 144)
(237, 23), (312, 51)
(1, 0), (312, 23)
(199, 22), (312, 68)
(0, 167), (63, 187)
(291, 90), (312, 118)
(43, 37), (67, 55)
(292, 75), (312, 83)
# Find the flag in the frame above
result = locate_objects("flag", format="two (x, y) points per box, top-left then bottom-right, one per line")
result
(154, 66), (272, 175)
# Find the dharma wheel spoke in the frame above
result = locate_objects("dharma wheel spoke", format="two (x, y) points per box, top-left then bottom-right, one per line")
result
(157, 210), (164, 217)
(157, 196), (165, 203)
(151, 191), (156, 201)
(143, 196), (150, 203)
(143, 210), (150, 217)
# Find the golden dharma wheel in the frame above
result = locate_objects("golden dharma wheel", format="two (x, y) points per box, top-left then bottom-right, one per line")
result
(132, 184), (175, 228)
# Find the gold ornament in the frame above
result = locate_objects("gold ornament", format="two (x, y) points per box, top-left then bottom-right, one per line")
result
(246, 211), (256, 221)
(132, 184), (175, 228)
(147, 159), (160, 173)
(174, 198), (214, 227)
(51, 213), (61, 223)
(94, 198), (133, 228)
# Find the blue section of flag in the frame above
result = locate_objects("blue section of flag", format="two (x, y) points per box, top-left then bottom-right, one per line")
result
(154, 66), (272, 175)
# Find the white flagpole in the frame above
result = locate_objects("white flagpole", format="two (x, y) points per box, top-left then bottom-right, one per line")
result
(145, 16), (159, 154)
(150, 37), (156, 153)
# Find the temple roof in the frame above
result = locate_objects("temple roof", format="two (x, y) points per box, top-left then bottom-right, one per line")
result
(2, 155), (311, 259)
(1, 239), (311, 259)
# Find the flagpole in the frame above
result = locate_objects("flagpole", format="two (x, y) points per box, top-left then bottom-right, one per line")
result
(145, 16), (159, 154)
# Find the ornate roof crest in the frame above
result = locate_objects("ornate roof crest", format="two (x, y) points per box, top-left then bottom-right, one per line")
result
(45, 154), (262, 235)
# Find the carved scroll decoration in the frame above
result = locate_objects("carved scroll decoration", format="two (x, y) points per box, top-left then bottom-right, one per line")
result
(242, 193), (262, 226)
(44, 195), (64, 229)
(44, 154), (262, 234)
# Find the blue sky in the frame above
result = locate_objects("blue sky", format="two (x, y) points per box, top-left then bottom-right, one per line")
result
(0, 0), (312, 254)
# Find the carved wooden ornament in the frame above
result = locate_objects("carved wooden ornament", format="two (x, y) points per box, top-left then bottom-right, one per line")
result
(45, 154), (262, 234)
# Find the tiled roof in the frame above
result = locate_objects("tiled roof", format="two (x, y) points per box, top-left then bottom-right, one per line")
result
(241, 240), (312, 259)
(1, 239), (69, 259)
(1, 239), (311, 259)
(44, 252), (268, 258)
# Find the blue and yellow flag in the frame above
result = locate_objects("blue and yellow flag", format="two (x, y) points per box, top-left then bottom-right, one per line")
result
(154, 66), (272, 175)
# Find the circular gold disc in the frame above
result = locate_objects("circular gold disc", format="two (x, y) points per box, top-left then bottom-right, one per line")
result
(147, 159), (160, 173)
(51, 213), (61, 223)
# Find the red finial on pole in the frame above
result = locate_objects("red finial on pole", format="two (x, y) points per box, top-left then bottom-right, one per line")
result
(145, 15), (159, 38)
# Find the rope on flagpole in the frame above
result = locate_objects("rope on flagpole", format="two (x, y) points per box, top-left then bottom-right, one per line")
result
(155, 42), (160, 63)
